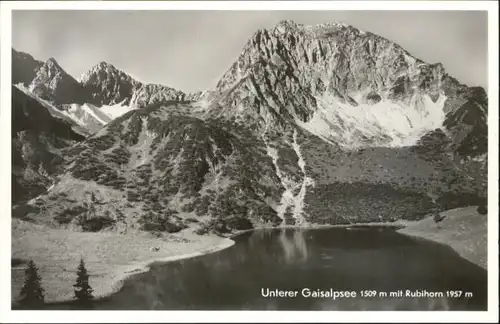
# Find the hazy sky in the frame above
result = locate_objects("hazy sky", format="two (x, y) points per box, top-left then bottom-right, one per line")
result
(12, 10), (488, 92)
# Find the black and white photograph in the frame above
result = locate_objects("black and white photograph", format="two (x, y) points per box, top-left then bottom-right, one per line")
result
(0, 1), (498, 323)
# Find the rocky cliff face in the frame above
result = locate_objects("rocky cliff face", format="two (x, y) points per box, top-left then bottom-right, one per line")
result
(79, 62), (189, 108)
(11, 20), (488, 232)
(130, 83), (186, 108)
(210, 20), (486, 153)
(79, 62), (140, 106)
(29, 58), (88, 105)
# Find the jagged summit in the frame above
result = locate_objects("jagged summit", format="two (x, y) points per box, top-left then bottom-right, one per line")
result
(28, 56), (86, 105)
(79, 60), (188, 108)
(46, 57), (59, 65)
(208, 19), (485, 151)
(273, 19), (355, 34)
(79, 61), (126, 82)
(273, 19), (303, 32)
(79, 60), (135, 84)
(79, 60), (139, 106)
(97, 61), (115, 68)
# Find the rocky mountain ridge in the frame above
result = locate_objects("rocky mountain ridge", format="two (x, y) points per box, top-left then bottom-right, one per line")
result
(208, 20), (487, 155)
(12, 49), (202, 133)
(11, 20), (488, 234)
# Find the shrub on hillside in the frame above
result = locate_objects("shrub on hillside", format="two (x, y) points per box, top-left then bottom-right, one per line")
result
(194, 224), (210, 235)
(210, 218), (231, 235)
(127, 191), (140, 202)
(138, 210), (186, 233)
(283, 207), (296, 226)
(194, 195), (212, 216)
(81, 216), (116, 232)
(477, 204), (487, 215)
(54, 206), (88, 224)
(164, 221), (188, 233)
(225, 216), (254, 230)
(122, 116), (143, 146)
(256, 204), (282, 226)
(437, 192), (482, 211)
(181, 202), (195, 213)
(87, 134), (116, 151)
(104, 146), (131, 166)
(193, 218), (228, 236)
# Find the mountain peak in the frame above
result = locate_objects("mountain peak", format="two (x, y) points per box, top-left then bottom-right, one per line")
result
(29, 56), (85, 105)
(212, 18), (468, 147)
(98, 60), (112, 66)
(78, 59), (142, 106)
(315, 21), (352, 29)
(80, 60), (135, 84)
(96, 61), (118, 71)
(274, 19), (302, 30)
(79, 61), (122, 81)
(272, 20), (360, 35)
(45, 57), (63, 70)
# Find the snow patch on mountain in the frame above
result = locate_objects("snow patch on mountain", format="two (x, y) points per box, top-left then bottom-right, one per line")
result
(297, 93), (447, 148)
(263, 131), (314, 225)
(14, 84), (93, 135)
(263, 141), (297, 222)
(61, 103), (112, 131)
(290, 130), (315, 225)
(99, 100), (136, 119)
(129, 117), (154, 168)
(80, 104), (111, 125)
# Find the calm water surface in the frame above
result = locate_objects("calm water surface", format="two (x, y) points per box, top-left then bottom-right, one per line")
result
(55, 228), (488, 310)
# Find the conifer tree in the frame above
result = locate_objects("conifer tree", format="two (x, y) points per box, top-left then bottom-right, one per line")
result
(19, 259), (45, 309)
(73, 258), (94, 305)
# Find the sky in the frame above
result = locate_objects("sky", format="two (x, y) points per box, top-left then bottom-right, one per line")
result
(12, 10), (488, 92)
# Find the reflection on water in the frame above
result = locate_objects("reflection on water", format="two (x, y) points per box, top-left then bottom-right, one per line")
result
(279, 229), (308, 262)
(50, 227), (487, 311)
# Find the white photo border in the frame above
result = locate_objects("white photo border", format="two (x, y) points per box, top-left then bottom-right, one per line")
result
(0, 1), (498, 323)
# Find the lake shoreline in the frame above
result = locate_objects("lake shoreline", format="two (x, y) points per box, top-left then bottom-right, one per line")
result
(12, 220), (406, 308)
(396, 207), (487, 269)
(40, 222), (404, 306)
(11, 219), (234, 307)
(227, 220), (407, 238)
(40, 237), (235, 307)
(12, 207), (485, 308)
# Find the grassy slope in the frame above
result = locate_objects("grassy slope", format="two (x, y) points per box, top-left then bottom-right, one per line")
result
(11, 218), (231, 304)
(397, 206), (487, 269)
(24, 104), (285, 233)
